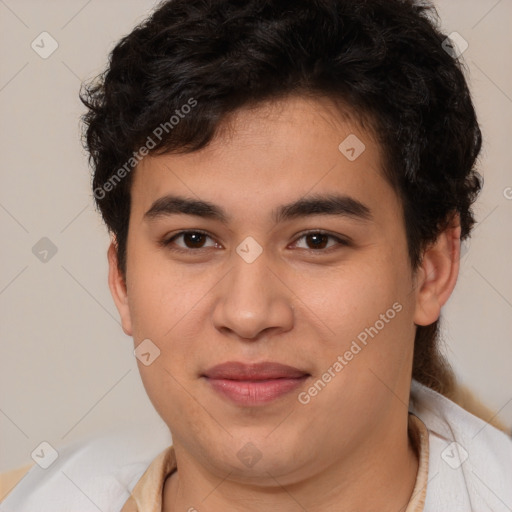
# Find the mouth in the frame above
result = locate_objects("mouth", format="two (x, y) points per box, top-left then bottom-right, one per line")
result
(202, 361), (310, 406)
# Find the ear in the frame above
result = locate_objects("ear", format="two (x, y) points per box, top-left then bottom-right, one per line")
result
(413, 213), (461, 326)
(107, 240), (133, 336)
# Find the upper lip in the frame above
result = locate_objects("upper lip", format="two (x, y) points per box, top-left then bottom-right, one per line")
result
(203, 361), (309, 380)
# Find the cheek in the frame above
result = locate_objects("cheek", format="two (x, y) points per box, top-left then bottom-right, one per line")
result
(137, 361), (209, 439)
(303, 253), (415, 384)
(126, 247), (205, 341)
(303, 261), (404, 340)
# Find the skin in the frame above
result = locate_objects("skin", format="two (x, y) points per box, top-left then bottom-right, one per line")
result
(108, 95), (461, 511)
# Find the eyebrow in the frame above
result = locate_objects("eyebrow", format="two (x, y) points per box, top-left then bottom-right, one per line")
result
(144, 193), (373, 224)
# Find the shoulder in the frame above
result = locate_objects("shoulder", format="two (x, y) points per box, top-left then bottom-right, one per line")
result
(1, 464), (34, 501)
(409, 379), (512, 512)
(0, 422), (172, 512)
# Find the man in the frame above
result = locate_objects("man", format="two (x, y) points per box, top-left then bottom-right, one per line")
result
(2, 0), (511, 510)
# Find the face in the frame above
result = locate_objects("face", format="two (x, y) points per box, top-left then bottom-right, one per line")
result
(109, 95), (444, 485)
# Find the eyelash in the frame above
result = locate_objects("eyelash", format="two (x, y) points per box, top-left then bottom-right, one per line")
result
(160, 229), (350, 254)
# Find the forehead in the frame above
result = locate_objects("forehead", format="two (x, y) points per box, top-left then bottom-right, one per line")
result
(130, 95), (400, 227)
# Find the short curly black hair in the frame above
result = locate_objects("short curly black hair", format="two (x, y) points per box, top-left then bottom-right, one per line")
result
(80, 0), (482, 396)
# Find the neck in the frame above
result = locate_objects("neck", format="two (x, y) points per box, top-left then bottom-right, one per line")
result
(163, 413), (419, 512)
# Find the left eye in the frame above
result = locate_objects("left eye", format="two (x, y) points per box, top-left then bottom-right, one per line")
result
(292, 231), (348, 251)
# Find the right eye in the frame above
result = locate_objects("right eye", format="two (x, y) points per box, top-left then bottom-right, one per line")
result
(161, 230), (221, 252)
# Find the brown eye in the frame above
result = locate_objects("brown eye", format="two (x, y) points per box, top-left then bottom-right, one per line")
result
(180, 232), (208, 248)
(293, 231), (349, 252)
(162, 230), (217, 251)
(305, 233), (329, 249)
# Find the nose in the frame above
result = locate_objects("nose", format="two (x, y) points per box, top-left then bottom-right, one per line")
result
(211, 247), (295, 341)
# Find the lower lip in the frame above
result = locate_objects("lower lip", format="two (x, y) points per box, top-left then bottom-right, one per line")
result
(205, 376), (308, 406)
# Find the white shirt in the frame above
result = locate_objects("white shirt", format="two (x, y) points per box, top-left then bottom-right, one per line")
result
(409, 379), (512, 511)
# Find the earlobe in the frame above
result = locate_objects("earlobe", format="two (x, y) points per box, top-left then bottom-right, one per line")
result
(413, 214), (461, 326)
(107, 241), (133, 336)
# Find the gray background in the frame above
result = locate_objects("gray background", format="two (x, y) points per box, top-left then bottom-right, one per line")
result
(1, 0), (511, 471)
